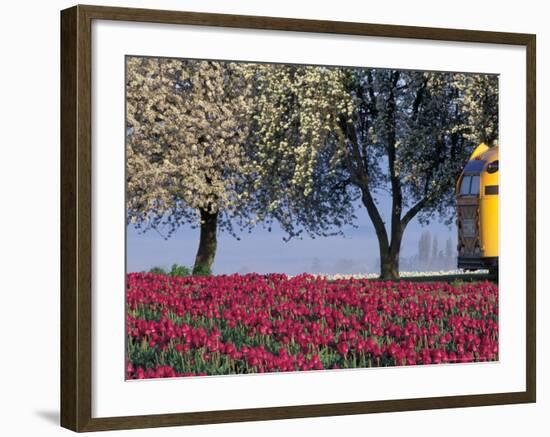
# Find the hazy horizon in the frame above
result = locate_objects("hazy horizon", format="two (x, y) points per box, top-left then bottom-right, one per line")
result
(127, 194), (457, 275)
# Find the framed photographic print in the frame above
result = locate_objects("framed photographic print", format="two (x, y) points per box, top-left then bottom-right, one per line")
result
(60, 4), (536, 432)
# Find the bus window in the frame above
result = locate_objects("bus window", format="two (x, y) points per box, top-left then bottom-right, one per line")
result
(460, 176), (471, 195)
(470, 175), (480, 195)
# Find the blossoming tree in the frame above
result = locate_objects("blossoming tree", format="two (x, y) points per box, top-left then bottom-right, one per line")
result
(344, 70), (498, 279)
(246, 64), (359, 240)
(253, 66), (498, 279)
(126, 57), (255, 274)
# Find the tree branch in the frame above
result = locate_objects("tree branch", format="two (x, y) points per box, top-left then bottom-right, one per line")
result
(360, 187), (390, 253)
(334, 113), (389, 254)
(400, 192), (436, 230)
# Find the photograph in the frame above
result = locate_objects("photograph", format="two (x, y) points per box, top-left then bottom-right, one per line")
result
(124, 56), (500, 379)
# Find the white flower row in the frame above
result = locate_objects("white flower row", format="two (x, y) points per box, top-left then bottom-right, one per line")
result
(297, 269), (490, 280)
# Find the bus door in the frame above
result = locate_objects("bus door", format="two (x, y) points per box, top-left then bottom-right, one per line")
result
(457, 161), (483, 268)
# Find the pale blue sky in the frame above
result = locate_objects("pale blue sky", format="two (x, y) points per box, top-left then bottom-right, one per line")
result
(127, 194), (456, 275)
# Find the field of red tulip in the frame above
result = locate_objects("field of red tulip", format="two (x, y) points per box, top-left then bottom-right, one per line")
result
(126, 272), (498, 379)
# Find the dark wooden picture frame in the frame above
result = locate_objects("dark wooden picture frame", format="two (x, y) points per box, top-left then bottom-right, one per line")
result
(60, 4), (536, 432)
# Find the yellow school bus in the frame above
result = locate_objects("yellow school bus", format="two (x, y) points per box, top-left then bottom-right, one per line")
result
(456, 143), (499, 274)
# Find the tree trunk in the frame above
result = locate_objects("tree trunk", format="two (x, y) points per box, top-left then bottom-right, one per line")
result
(193, 209), (218, 275)
(380, 253), (399, 281)
(378, 71), (402, 281)
(379, 229), (403, 281)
